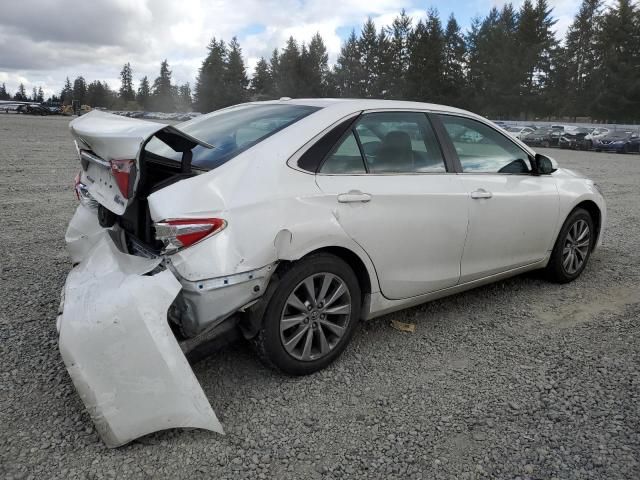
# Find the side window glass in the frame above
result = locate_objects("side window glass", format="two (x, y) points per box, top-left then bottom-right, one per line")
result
(439, 115), (531, 173)
(319, 131), (367, 174)
(354, 112), (446, 173)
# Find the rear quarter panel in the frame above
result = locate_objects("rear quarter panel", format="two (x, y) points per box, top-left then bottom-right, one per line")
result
(146, 107), (380, 291)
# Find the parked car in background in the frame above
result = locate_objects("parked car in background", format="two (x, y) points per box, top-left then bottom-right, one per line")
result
(559, 127), (592, 150)
(16, 103), (50, 115)
(522, 127), (555, 147)
(506, 126), (534, 140)
(593, 131), (640, 153)
(582, 127), (610, 150)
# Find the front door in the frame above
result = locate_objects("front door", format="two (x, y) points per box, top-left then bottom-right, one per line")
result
(437, 114), (560, 283)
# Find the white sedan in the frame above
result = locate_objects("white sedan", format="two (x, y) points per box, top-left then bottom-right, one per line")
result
(505, 125), (535, 140)
(60, 99), (606, 447)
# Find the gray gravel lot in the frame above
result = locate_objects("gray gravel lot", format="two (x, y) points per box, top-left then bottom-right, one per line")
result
(1, 114), (639, 479)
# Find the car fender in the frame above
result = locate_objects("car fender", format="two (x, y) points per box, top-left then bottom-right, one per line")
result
(552, 169), (607, 248)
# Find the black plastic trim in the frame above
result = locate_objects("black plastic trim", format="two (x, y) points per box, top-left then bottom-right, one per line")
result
(428, 113), (462, 173)
(298, 115), (361, 173)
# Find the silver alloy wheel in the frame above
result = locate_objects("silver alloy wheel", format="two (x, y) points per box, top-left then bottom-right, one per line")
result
(562, 219), (590, 274)
(279, 272), (351, 362)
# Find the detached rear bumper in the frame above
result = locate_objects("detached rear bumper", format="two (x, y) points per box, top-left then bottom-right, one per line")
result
(58, 209), (223, 448)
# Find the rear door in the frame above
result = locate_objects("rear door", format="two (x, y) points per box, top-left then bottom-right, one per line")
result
(315, 111), (469, 300)
(435, 114), (560, 283)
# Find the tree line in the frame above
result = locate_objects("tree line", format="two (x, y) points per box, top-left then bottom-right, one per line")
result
(2, 0), (639, 121)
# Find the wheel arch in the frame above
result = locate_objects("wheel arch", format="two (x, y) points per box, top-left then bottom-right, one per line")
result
(299, 246), (373, 296)
(573, 200), (602, 249)
(239, 244), (377, 339)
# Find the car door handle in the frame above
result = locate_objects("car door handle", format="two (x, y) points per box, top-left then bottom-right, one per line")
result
(470, 189), (493, 199)
(337, 190), (372, 203)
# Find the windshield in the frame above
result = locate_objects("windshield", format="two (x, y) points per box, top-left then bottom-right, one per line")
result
(145, 103), (321, 170)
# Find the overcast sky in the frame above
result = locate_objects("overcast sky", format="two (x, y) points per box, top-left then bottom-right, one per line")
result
(0, 0), (581, 98)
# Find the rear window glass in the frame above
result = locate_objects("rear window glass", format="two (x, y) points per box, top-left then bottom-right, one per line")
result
(145, 104), (321, 170)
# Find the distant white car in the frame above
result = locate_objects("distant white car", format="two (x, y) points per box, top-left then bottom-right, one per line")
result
(584, 127), (611, 149)
(506, 126), (534, 140)
(60, 99), (606, 447)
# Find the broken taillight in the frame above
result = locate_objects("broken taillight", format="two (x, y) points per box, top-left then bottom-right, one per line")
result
(153, 218), (226, 253)
(110, 159), (135, 199)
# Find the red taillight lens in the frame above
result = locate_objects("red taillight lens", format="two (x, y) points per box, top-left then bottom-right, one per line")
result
(153, 218), (226, 253)
(110, 159), (134, 199)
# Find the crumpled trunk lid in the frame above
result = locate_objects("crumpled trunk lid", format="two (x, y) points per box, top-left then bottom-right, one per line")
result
(69, 110), (212, 216)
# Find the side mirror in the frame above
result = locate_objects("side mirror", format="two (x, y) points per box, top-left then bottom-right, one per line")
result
(534, 153), (558, 175)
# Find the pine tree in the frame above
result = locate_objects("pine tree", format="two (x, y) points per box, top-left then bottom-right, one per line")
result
(37, 86), (44, 103)
(269, 49), (281, 96)
(516, 0), (557, 118)
(563, 0), (602, 117)
(442, 14), (466, 107)
(334, 30), (363, 97)
(61, 77), (73, 105)
(406, 9), (445, 103)
(374, 29), (393, 97)
(251, 57), (274, 99)
(32, 87), (38, 102)
(137, 76), (151, 110)
(15, 83), (27, 101)
(358, 18), (380, 97)
(87, 81), (113, 108)
(388, 10), (413, 99)
(152, 59), (175, 112)
(195, 37), (227, 112)
(73, 76), (87, 104)
(224, 37), (249, 106)
(0, 83), (9, 100)
(119, 62), (135, 102)
(276, 37), (303, 97)
(176, 83), (192, 111)
(466, 6), (520, 117)
(592, 0), (640, 121)
(301, 33), (330, 97)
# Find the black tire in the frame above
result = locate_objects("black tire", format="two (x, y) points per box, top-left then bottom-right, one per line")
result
(543, 140), (550, 148)
(545, 208), (595, 283)
(252, 253), (361, 375)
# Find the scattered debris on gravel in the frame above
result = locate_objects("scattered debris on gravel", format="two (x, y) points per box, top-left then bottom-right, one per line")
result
(1, 115), (638, 479)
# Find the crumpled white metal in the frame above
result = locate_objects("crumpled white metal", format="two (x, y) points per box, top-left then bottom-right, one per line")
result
(58, 232), (223, 448)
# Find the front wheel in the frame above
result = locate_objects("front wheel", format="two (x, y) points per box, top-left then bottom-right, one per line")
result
(545, 208), (594, 283)
(253, 254), (361, 375)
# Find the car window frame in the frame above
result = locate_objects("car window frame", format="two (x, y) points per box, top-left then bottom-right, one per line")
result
(429, 113), (535, 176)
(316, 109), (455, 176)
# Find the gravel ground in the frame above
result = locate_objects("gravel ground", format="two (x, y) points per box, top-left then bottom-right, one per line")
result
(1, 114), (639, 479)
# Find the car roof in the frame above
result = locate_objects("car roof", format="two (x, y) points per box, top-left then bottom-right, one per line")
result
(248, 97), (476, 117)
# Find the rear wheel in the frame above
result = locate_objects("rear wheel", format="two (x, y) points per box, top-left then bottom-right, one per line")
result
(253, 254), (361, 375)
(545, 208), (594, 283)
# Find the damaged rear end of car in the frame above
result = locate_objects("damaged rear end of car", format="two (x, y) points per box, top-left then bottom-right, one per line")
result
(60, 111), (235, 447)
(59, 103), (335, 447)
